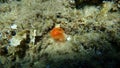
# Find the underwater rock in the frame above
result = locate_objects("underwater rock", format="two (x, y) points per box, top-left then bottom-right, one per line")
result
(0, 0), (119, 68)
(74, 0), (103, 8)
(0, 47), (8, 56)
(9, 30), (30, 46)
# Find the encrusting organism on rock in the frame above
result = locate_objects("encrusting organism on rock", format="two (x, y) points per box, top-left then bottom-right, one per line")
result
(50, 25), (65, 42)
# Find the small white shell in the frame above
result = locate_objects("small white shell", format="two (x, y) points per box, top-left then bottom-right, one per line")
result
(66, 36), (71, 41)
(10, 24), (17, 29)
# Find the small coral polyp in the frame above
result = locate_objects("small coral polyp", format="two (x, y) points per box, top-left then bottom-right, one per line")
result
(50, 27), (65, 42)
